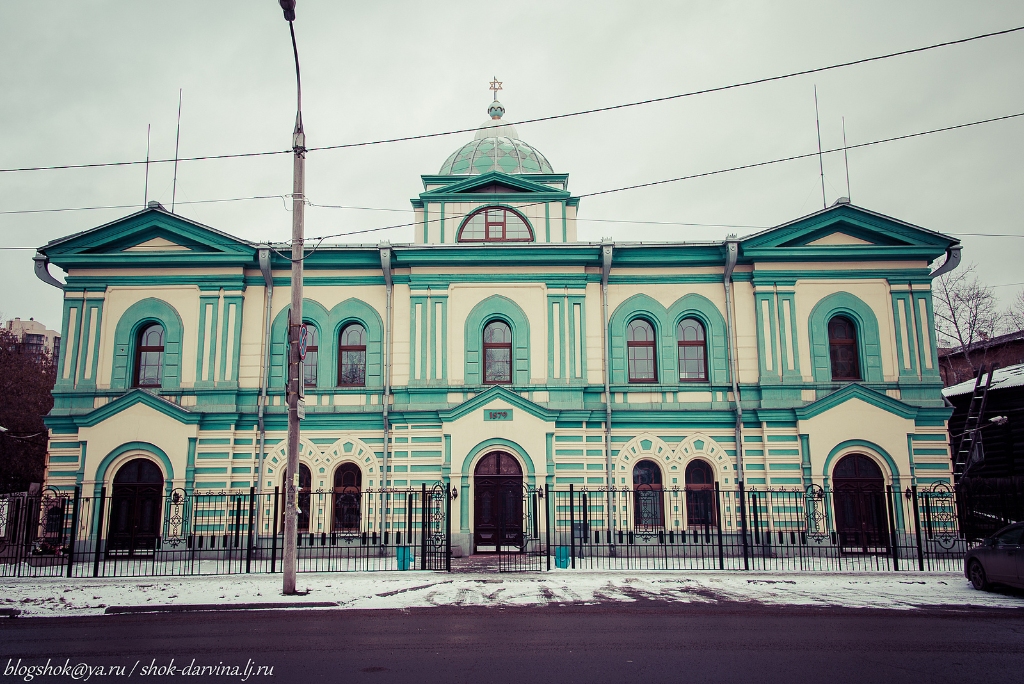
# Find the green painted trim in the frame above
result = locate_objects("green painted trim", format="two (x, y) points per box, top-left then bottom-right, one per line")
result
(464, 437), (537, 484)
(795, 383), (918, 420)
(913, 293), (941, 378)
(823, 439), (900, 486)
(68, 389), (200, 428)
(910, 433), (947, 441)
(439, 385), (557, 422)
(890, 292), (919, 378)
(800, 434), (811, 486)
(111, 298), (184, 390)
(75, 300), (104, 389)
(544, 202), (550, 243)
(754, 292), (779, 380)
(807, 291), (883, 382)
(561, 202), (567, 243)
(93, 441), (175, 499)
(439, 202), (445, 244)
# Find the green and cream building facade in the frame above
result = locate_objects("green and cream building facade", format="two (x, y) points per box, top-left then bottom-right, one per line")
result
(37, 102), (958, 553)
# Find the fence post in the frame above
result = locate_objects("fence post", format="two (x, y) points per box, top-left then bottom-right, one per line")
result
(738, 481), (749, 571)
(420, 484), (427, 571)
(569, 484), (576, 570)
(445, 484), (452, 573)
(911, 485), (924, 571)
(271, 487), (279, 573)
(545, 486), (552, 572)
(92, 486), (106, 578)
(714, 482), (724, 570)
(885, 485), (899, 571)
(246, 487), (255, 573)
(66, 487), (81, 578)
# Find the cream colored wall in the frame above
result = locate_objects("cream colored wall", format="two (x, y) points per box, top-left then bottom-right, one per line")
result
(446, 282), (548, 385)
(236, 280), (267, 389)
(96, 286), (201, 388)
(798, 397), (915, 484)
(793, 278), (898, 380)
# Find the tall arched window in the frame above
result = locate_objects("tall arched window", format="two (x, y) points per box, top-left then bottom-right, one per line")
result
(677, 318), (707, 381)
(632, 459), (664, 528)
(483, 320), (512, 384)
(828, 315), (860, 380)
(332, 463), (362, 532)
(302, 324), (319, 387)
(627, 318), (657, 383)
(684, 460), (716, 527)
(134, 323), (164, 388)
(457, 207), (534, 242)
(338, 323), (367, 386)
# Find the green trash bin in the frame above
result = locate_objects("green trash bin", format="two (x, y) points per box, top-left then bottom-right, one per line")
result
(555, 546), (570, 569)
(396, 546), (415, 570)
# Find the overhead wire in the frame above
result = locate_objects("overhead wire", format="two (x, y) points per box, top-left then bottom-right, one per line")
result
(0, 24), (1022, 174)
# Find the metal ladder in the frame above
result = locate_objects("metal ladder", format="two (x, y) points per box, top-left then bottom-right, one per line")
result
(952, 363), (997, 481)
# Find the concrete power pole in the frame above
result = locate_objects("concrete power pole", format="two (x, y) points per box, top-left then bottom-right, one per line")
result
(280, 0), (304, 596)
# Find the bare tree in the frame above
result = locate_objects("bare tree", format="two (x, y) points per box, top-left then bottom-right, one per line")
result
(1007, 289), (1024, 334)
(0, 328), (56, 492)
(933, 265), (1000, 384)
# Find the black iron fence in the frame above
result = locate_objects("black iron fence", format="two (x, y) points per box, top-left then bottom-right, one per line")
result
(0, 481), (1001, 578)
(0, 483), (450, 578)
(544, 482), (968, 573)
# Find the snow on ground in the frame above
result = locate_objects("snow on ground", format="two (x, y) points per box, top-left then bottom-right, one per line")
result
(3, 570), (1023, 617)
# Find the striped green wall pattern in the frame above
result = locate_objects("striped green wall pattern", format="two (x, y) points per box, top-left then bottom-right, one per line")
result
(766, 435), (799, 442)
(49, 442), (81, 449)
(911, 434), (948, 441)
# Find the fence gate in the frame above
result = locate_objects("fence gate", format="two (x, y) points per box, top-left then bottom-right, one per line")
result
(498, 484), (548, 572)
(419, 482), (450, 571)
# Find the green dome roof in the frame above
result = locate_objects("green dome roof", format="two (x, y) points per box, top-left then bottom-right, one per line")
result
(438, 101), (554, 175)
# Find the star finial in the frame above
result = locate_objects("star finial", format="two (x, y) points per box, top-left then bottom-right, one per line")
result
(489, 77), (503, 102)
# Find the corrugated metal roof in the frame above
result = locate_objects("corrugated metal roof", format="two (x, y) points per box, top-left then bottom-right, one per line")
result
(943, 362), (1024, 397)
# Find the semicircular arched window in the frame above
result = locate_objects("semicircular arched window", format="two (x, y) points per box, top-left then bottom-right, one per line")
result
(457, 207), (534, 243)
(338, 323), (367, 386)
(828, 315), (860, 381)
(134, 323), (164, 388)
(627, 318), (657, 383)
(677, 318), (707, 381)
(483, 320), (512, 384)
(302, 324), (319, 388)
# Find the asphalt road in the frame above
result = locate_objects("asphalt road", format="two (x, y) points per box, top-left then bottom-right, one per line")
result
(2, 601), (1023, 683)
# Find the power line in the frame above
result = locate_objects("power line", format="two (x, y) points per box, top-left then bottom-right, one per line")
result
(3, 108), (1022, 250)
(0, 194), (292, 216)
(299, 108), (1024, 242)
(1, 24), (1022, 175)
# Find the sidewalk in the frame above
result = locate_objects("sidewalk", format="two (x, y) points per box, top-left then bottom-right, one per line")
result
(3, 568), (1023, 617)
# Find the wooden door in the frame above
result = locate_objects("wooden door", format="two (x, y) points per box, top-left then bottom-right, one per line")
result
(473, 452), (523, 552)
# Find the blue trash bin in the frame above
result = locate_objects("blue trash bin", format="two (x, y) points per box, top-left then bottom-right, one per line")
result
(396, 546), (415, 570)
(555, 546), (570, 569)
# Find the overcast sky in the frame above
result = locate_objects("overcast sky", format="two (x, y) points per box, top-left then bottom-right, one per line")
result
(2, 0), (1023, 331)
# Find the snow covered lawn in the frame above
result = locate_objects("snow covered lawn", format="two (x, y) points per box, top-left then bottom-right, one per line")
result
(2, 570), (1021, 617)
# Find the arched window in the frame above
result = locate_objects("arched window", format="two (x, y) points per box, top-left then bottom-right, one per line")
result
(684, 460), (716, 527)
(134, 323), (164, 388)
(632, 459), (664, 528)
(332, 463), (362, 532)
(483, 320), (512, 384)
(338, 323), (367, 386)
(457, 207), (534, 242)
(828, 316), (860, 381)
(302, 324), (319, 387)
(627, 318), (657, 383)
(677, 318), (707, 381)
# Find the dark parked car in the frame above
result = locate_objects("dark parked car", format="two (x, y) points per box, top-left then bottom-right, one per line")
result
(965, 522), (1024, 590)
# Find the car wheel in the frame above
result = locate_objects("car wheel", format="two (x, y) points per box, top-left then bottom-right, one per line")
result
(968, 560), (989, 591)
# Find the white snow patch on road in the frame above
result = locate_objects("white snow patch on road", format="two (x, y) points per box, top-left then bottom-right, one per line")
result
(1, 571), (1020, 617)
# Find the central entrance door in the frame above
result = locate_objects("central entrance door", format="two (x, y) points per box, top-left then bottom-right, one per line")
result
(833, 454), (889, 553)
(473, 451), (523, 552)
(107, 458), (164, 557)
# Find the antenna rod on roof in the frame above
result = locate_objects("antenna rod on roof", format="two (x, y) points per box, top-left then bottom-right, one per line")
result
(814, 86), (825, 209)
(842, 116), (851, 202)
(172, 89), (182, 213)
(143, 124), (151, 207)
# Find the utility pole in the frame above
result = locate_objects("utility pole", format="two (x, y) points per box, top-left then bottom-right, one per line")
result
(279, 0), (305, 596)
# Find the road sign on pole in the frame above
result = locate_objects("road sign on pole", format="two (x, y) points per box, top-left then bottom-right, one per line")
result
(298, 324), (308, 360)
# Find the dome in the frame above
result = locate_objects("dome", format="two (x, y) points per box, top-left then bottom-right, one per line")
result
(438, 101), (554, 175)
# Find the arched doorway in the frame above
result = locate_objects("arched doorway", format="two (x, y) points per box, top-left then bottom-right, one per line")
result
(832, 454), (889, 553)
(108, 458), (164, 556)
(684, 460), (716, 528)
(473, 452), (523, 552)
(332, 463), (361, 532)
(632, 459), (664, 530)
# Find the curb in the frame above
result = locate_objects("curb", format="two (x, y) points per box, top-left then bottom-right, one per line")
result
(104, 601), (338, 615)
